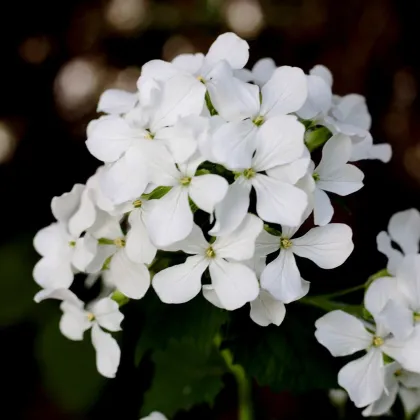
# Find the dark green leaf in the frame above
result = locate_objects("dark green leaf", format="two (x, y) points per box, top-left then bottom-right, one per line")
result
(141, 337), (226, 417)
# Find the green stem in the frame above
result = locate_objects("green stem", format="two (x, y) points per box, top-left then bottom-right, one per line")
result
(299, 297), (363, 317)
(320, 283), (366, 299)
(215, 335), (253, 420)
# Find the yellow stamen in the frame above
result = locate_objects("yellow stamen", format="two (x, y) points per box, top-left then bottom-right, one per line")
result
(133, 199), (142, 208)
(114, 237), (126, 248)
(414, 313), (420, 322)
(87, 313), (95, 321)
(280, 238), (293, 249)
(243, 168), (256, 179)
(197, 75), (205, 83)
(206, 246), (216, 258)
(372, 336), (384, 347)
(253, 115), (264, 126)
(180, 176), (192, 186)
(69, 241), (76, 247)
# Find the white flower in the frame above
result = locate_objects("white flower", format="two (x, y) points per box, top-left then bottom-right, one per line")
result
(152, 214), (262, 310)
(307, 133), (364, 226)
(249, 289), (286, 327)
(35, 288), (123, 378)
(146, 153), (228, 247)
(235, 57), (277, 87)
(86, 75), (206, 204)
(211, 66), (308, 169)
(377, 208), (420, 274)
(140, 32), (252, 122)
(140, 413), (167, 420)
(256, 222), (354, 303)
(210, 115), (308, 236)
(315, 295), (420, 408)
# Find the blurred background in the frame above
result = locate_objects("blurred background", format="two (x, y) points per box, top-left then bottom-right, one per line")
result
(1, 0), (420, 418)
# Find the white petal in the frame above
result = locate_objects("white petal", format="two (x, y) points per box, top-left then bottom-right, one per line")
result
(315, 310), (373, 356)
(86, 116), (135, 163)
(211, 119), (258, 169)
(97, 89), (137, 115)
(91, 324), (121, 378)
(189, 174), (228, 214)
(332, 94), (371, 131)
(250, 290), (286, 327)
(266, 148), (310, 184)
(313, 187), (334, 226)
(59, 307), (91, 341)
(399, 388), (420, 416)
(364, 276), (402, 317)
(251, 58), (276, 87)
(139, 60), (182, 83)
(159, 223), (208, 255)
(100, 146), (149, 204)
(338, 348), (384, 408)
(209, 179), (252, 237)
(141, 412), (168, 420)
(33, 257), (74, 290)
(398, 369), (420, 388)
(68, 189), (97, 238)
(396, 254), (420, 311)
(51, 184), (84, 225)
(34, 288), (83, 306)
(252, 115), (305, 171)
(177, 153), (205, 177)
(260, 66), (308, 118)
(253, 174), (308, 227)
(292, 223), (354, 269)
(310, 64), (333, 87)
(209, 259), (259, 310)
(125, 209), (157, 264)
(151, 74), (205, 130)
(315, 133), (352, 177)
(376, 231), (403, 275)
(204, 32), (249, 70)
(71, 235), (97, 272)
(316, 164), (364, 196)
(152, 255), (208, 304)
(108, 249), (150, 299)
(389, 209), (420, 255)
(202, 284), (225, 309)
(213, 213), (263, 261)
(172, 53), (204, 74)
(376, 299), (414, 341)
(90, 298), (124, 332)
(260, 250), (307, 303)
(297, 75), (332, 120)
(147, 186), (193, 247)
(255, 229), (281, 257)
(33, 222), (72, 258)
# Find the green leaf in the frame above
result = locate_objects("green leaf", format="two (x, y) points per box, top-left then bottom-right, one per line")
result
(135, 294), (228, 365)
(224, 306), (338, 393)
(0, 236), (38, 326)
(141, 337), (226, 417)
(36, 315), (105, 412)
(142, 186), (172, 200)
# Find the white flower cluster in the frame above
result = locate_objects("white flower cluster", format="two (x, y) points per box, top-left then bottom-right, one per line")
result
(315, 209), (420, 417)
(33, 32), (388, 379)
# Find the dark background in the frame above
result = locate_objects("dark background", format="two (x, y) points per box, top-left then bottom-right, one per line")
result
(0, 0), (419, 418)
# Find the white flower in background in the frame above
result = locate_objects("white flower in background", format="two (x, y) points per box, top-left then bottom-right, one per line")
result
(256, 222), (354, 303)
(211, 66), (307, 169)
(399, 387), (420, 420)
(140, 32), (253, 122)
(140, 412), (167, 420)
(86, 74), (206, 204)
(307, 133), (364, 226)
(315, 290), (420, 408)
(235, 57), (277, 87)
(35, 289), (123, 378)
(377, 208), (420, 274)
(210, 115), (308, 236)
(146, 153), (228, 247)
(152, 214), (262, 310)
(362, 362), (420, 417)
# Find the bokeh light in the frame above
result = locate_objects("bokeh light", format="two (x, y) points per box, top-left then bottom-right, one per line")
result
(162, 35), (195, 62)
(0, 121), (18, 163)
(105, 0), (148, 32)
(19, 36), (51, 65)
(225, 0), (264, 38)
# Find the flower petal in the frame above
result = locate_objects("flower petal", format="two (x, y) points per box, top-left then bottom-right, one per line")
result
(59, 305), (91, 341)
(91, 324), (121, 378)
(250, 290), (286, 327)
(396, 254), (420, 312)
(389, 208), (420, 255)
(297, 75), (332, 119)
(364, 276), (402, 317)
(152, 255), (208, 304)
(33, 223), (71, 258)
(90, 298), (124, 332)
(68, 189), (97, 238)
(213, 213), (263, 261)
(252, 115), (305, 171)
(202, 284), (225, 308)
(310, 64), (333, 87)
(33, 257), (74, 290)
(172, 53), (205, 74)
(147, 186), (193, 247)
(260, 66), (308, 117)
(97, 89), (137, 115)
(292, 223), (354, 269)
(315, 310), (373, 356)
(313, 187), (334, 226)
(253, 174), (308, 227)
(209, 259), (259, 310)
(189, 174), (228, 214)
(260, 250), (308, 303)
(316, 164), (364, 196)
(376, 231), (403, 275)
(108, 250), (150, 299)
(159, 223), (208, 255)
(204, 32), (249, 70)
(315, 133), (352, 176)
(51, 184), (84, 225)
(338, 348), (384, 408)
(251, 57), (276, 87)
(266, 148), (310, 184)
(255, 229), (280, 257)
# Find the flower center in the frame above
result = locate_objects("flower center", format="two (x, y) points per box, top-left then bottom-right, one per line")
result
(87, 312), (95, 321)
(69, 241), (76, 247)
(114, 237), (126, 248)
(206, 246), (216, 258)
(180, 176), (192, 186)
(243, 168), (256, 179)
(280, 238), (292, 249)
(197, 75), (205, 83)
(133, 199), (142, 208)
(312, 172), (320, 182)
(252, 115), (264, 126)
(145, 129), (154, 140)
(372, 336), (384, 347)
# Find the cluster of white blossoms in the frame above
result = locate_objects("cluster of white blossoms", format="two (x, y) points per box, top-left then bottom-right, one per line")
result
(33, 33), (389, 379)
(316, 209), (420, 417)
